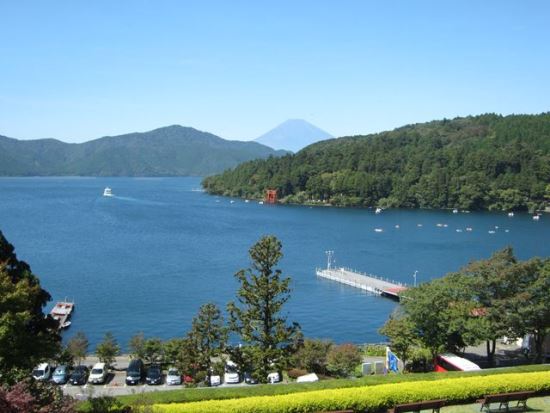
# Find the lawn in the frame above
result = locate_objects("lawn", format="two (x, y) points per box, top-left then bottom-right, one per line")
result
(442, 396), (550, 413)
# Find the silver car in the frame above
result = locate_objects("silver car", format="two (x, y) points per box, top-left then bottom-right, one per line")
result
(51, 365), (70, 384)
(166, 368), (182, 385)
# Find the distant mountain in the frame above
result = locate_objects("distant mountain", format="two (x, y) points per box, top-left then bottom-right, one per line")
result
(254, 119), (333, 152)
(0, 125), (286, 176)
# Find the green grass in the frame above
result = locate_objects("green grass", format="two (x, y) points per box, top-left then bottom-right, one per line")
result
(114, 364), (550, 406)
(442, 396), (550, 413)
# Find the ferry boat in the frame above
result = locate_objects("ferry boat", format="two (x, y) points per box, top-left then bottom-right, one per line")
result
(103, 187), (113, 197)
(50, 301), (75, 330)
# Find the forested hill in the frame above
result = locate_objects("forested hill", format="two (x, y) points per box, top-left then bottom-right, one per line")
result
(0, 125), (286, 176)
(202, 114), (550, 211)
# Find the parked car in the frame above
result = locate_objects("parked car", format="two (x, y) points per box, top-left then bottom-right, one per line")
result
(267, 371), (281, 383)
(223, 361), (240, 384)
(51, 365), (70, 384)
(166, 367), (182, 385)
(243, 371), (258, 384)
(88, 362), (108, 384)
(69, 365), (89, 385)
(146, 364), (163, 385)
(125, 359), (144, 385)
(32, 363), (53, 381)
(209, 374), (221, 386)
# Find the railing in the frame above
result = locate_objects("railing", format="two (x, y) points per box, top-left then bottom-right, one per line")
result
(316, 267), (407, 287)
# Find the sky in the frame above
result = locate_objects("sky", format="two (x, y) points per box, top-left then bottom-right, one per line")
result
(1, 0), (549, 143)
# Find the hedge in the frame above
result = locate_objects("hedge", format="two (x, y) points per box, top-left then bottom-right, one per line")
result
(152, 371), (550, 413)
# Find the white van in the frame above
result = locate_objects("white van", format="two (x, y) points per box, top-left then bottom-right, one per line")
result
(32, 363), (52, 381)
(88, 362), (108, 384)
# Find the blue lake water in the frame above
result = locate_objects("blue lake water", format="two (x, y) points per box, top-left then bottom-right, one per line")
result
(1, 177), (549, 349)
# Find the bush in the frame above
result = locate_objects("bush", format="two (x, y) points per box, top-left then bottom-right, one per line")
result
(326, 344), (362, 378)
(362, 345), (386, 357)
(287, 369), (308, 379)
(152, 371), (550, 413)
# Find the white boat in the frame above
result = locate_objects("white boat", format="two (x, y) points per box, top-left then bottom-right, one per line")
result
(259, 201), (264, 205)
(533, 215), (540, 220)
(452, 208), (458, 214)
(50, 300), (75, 330)
(375, 207), (382, 214)
(103, 187), (113, 197)
(374, 228), (383, 232)
(508, 212), (514, 217)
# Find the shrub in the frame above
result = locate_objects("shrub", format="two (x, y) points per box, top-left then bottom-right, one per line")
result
(152, 371), (550, 413)
(292, 339), (333, 374)
(287, 369), (308, 379)
(362, 345), (386, 357)
(326, 344), (362, 378)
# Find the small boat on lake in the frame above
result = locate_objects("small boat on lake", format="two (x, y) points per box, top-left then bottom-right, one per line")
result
(50, 300), (74, 330)
(508, 212), (514, 217)
(103, 187), (113, 197)
(375, 207), (382, 214)
(452, 208), (458, 214)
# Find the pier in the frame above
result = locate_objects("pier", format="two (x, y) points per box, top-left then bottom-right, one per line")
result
(315, 252), (408, 300)
(316, 267), (408, 300)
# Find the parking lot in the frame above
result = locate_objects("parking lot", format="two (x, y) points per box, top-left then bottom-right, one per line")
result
(59, 356), (251, 399)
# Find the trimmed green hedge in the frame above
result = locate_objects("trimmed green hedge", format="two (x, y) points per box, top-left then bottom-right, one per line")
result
(153, 371), (550, 413)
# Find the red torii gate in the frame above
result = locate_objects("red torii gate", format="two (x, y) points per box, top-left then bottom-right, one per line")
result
(265, 189), (278, 204)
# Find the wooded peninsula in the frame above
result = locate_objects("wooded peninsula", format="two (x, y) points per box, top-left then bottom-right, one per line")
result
(203, 113), (550, 211)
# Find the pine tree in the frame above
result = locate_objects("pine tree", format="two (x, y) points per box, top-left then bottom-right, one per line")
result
(228, 235), (300, 383)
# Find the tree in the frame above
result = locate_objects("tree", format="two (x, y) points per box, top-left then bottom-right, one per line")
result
(95, 332), (120, 366)
(128, 332), (146, 360)
(163, 338), (186, 366)
(143, 338), (164, 364)
(326, 344), (362, 378)
(400, 274), (481, 359)
(228, 235), (301, 383)
(292, 339), (333, 375)
(0, 231), (60, 382)
(67, 332), (88, 365)
(507, 258), (550, 363)
(460, 247), (521, 365)
(379, 311), (418, 369)
(187, 303), (227, 384)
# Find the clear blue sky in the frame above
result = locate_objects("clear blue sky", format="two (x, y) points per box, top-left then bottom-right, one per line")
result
(1, 0), (549, 142)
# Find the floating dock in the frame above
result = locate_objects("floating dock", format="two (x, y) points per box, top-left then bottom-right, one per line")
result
(50, 301), (74, 329)
(316, 267), (408, 300)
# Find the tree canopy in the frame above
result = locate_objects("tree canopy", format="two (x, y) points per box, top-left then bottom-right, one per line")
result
(0, 231), (60, 383)
(203, 113), (550, 211)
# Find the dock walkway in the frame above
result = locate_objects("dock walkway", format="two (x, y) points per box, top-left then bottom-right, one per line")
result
(316, 267), (407, 300)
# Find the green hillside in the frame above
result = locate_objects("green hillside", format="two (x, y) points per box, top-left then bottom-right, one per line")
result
(202, 113), (550, 211)
(0, 125), (285, 176)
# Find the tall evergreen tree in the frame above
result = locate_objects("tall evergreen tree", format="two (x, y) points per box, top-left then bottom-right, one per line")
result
(187, 303), (227, 384)
(0, 231), (60, 383)
(228, 235), (301, 383)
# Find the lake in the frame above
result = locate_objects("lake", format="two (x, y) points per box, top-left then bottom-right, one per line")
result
(1, 177), (549, 349)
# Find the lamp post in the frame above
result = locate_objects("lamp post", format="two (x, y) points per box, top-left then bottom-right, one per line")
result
(325, 250), (334, 270)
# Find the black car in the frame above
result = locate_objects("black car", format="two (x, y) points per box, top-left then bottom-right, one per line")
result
(244, 371), (258, 384)
(69, 365), (89, 385)
(126, 359), (144, 385)
(146, 364), (163, 385)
